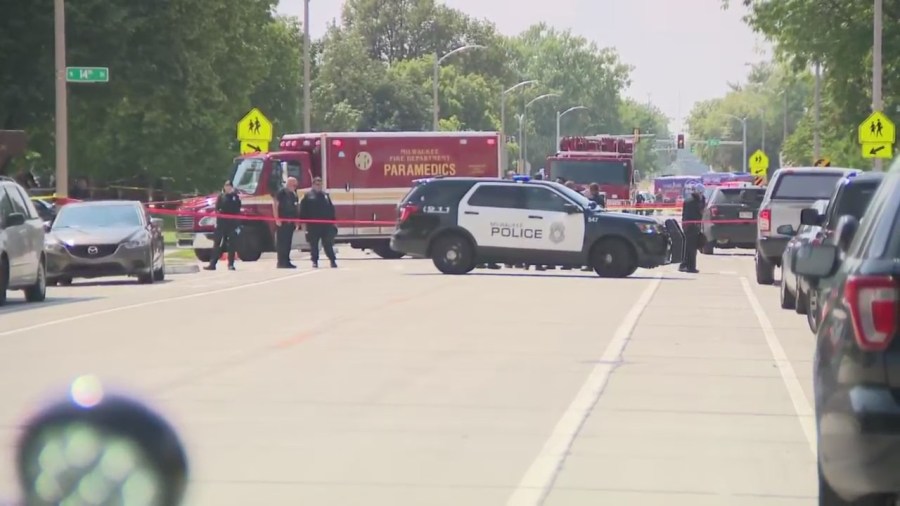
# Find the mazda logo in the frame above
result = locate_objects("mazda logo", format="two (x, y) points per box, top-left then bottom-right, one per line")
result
(87, 246), (99, 255)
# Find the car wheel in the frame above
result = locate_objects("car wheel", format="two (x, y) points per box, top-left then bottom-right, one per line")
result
(755, 251), (775, 285)
(194, 249), (212, 262)
(24, 257), (47, 303)
(372, 241), (405, 260)
(779, 273), (796, 309)
(807, 298), (819, 334)
(701, 240), (715, 255)
(590, 238), (637, 278)
(795, 285), (808, 315)
(431, 234), (475, 275)
(137, 268), (154, 284)
(0, 255), (9, 306)
(237, 231), (262, 262)
(153, 256), (166, 282)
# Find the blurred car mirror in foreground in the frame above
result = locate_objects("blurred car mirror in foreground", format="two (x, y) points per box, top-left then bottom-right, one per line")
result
(16, 375), (188, 506)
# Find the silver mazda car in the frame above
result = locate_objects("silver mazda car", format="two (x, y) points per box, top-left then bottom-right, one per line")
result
(45, 201), (166, 285)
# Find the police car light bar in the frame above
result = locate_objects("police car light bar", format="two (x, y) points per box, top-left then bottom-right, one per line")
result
(512, 175), (531, 182)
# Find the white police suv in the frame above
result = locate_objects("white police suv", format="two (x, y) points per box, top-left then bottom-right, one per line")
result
(390, 176), (684, 277)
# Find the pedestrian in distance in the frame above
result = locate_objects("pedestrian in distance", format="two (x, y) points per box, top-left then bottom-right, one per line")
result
(273, 176), (300, 269)
(679, 183), (704, 273)
(298, 176), (338, 269)
(204, 180), (241, 271)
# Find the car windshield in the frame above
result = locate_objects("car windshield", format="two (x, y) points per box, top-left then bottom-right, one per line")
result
(52, 204), (143, 229)
(230, 157), (266, 193)
(771, 173), (848, 199)
(544, 182), (593, 208)
(712, 188), (766, 206)
(550, 159), (630, 185)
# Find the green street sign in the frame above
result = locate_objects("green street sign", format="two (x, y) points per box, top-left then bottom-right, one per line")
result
(66, 67), (109, 83)
(708, 139), (720, 147)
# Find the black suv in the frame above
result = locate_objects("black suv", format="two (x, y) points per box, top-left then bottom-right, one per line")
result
(700, 185), (766, 254)
(389, 177), (683, 277)
(792, 161), (900, 505)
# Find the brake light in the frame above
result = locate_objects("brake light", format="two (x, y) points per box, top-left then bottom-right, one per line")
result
(487, 138), (496, 145)
(709, 206), (719, 217)
(759, 208), (771, 231)
(399, 204), (420, 222)
(332, 139), (343, 148)
(845, 275), (898, 352)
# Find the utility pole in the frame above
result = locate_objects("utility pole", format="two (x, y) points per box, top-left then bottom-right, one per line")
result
(302, 0), (311, 132)
(813, 61), (821, 160)
(873, 0), (883, 171)
(54, 0), (68, 198)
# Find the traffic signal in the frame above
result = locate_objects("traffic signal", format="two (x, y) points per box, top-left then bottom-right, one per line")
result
(676, 134), (685, 149)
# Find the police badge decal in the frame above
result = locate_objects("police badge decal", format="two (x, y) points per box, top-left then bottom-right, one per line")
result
(549, 222), (565, 243)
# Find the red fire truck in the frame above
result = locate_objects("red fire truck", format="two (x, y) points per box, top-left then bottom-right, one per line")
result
(545, 135), (636, 207)
(175, 131), (502, 262)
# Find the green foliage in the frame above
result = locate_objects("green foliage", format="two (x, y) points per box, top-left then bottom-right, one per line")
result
(2, 0), (671, 190)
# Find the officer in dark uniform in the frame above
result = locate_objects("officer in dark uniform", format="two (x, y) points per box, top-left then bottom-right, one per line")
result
(204, 180), (242, 271)
(273, 176), (300, 269)
(298, 176), (337, 268)
(680, 183), (704, 273)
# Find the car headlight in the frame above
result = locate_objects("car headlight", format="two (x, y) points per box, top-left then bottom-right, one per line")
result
(198, 216), (217, 227)
(635, 223), (661, 234)
(123, 235), (150, 248)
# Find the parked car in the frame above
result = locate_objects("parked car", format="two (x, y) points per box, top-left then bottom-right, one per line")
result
(45, 200), (166, 285)
(701, 185), (766, 254)
(756, 166), (860, 285)
(798, 172), (885, 332)
(780, 198), (828, 311)
(792, 157), (900, 505)
(0, 176), (47, 305)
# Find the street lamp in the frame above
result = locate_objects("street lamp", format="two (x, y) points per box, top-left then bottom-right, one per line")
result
(432, 44), (485, 130)
(500, 80), (537, 172)
(520, 93), (559, 171)
(556, 106), (587, 148)
(725, 114), (748, 172)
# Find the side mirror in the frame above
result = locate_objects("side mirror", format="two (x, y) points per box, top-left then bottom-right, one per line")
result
(563, 203), (581, 214)
(5, 212), (26, 227)
(792, 243), (839, 278)
(799, 208), (821, 226)
(17, 376), (189, 505)
(43, 221), (51, 232)
(834, 215), (859, 253)
(587, 201), (598, 209)
(151, 217), (164, 228)
(776, 224), (795, 235)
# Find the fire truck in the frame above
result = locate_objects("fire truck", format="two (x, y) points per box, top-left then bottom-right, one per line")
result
(175, 131), (502, 262)
(545, 136), (636, 207)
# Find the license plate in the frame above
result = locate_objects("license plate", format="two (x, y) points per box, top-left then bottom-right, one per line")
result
(739, 211), (753, 219)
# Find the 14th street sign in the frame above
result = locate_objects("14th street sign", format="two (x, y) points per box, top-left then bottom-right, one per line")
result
(66, 67), (109, 83)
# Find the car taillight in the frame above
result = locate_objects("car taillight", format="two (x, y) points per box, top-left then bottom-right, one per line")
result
(399, 204), (420, 222)
(709, 206), (719, 217)
(845, 275), (898, 352)
(759, 208), (771, 232)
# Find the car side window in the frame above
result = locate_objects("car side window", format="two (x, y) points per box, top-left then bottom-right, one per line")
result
(9, 185), (37, 219)
(847, 177), (893, 259)
(522, 187), (569, 212)
(467, 185), (522, 209)
(0, 186), (15, 227)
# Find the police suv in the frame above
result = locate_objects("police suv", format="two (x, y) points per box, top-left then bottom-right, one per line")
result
(390, 176), (683, 277)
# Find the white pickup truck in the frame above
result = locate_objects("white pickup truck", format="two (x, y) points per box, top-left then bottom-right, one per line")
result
(755, 166), (860, 285)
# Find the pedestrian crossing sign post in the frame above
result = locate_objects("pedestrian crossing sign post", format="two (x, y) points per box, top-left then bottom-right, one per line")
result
(236, 108), (273, 154)
(858, 111), (895, 159)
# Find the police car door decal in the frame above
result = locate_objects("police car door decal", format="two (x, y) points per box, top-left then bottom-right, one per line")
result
(522, 187), (585, 252)
(458, 183), (535, 249)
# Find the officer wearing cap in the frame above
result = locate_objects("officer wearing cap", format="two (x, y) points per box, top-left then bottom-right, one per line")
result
(203, 180), (241, 271)
(298, 176), (338, 268)
(680, 182), (704, 273)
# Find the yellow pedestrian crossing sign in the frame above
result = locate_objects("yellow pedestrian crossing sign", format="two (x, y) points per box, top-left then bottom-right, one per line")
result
(748, 149), (768, 175)
(240, 140), (268, 155)
(858, 111), (895, 144)
(236, 108), (273, 142)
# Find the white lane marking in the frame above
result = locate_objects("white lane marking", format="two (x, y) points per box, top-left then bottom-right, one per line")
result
(505, 275), (662, 506)
(0, 270), (320, 337)
(739, 276), (817, 456)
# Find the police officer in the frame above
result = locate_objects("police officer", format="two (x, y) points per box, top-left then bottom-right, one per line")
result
(680, 183), (704, 273)
(298, 176), (338, 268)
(273, 176), (300, 269)
(204, 180), (242, 271)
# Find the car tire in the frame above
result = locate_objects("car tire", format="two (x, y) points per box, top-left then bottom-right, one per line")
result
(194, 249), (212, 263)
(590, 238), (637, 278)
(701, 240), (715, 255)
(137, 268), (154, 284)
(755, 251), (775, 285)
(0, 255), (9, 306)
(24, 257), (47, 303)
(237, 231), (262, 262)
(431, 234), (475, 275)
(153, 256), (166, 282)
(780, 274), (796, 310)
(795, 285), (808, 315)
(372, 241), (405, 260)
(58, 277), (73, 286)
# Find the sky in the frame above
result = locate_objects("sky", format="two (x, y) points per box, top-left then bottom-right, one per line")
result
(277, 0), (770, 133)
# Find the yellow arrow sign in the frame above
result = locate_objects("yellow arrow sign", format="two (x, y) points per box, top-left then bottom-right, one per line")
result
(240, 140), (268, 155)
(236, 108), (273, 141)
(861, 141), (893, 159)
(748, 149), (769, 175)
(858, 111), (895, 144)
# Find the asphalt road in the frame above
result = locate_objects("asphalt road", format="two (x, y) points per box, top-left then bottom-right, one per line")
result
(0, 248), (817, 505)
